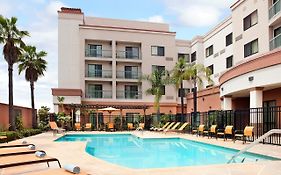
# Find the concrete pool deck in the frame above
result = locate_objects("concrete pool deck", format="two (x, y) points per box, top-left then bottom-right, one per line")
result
(1, 131), (281, 175)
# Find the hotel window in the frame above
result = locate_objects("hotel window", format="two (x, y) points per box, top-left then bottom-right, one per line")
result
(88, 64), (102, 77)
(191, 51), (196, 62)
(87, 44), (102, 57)
(125, 85), (139, 99)
(152, 65), (165, 73)
(243, 10), (258, 31)
(151, 46), (165, 56)
(274, 26), (281, 37)
(178, 53), (190, 63)
(244, 39), (258, 58)
(226, 56), (233, 68)
(125, 47), (139, 59)
(207, 65), (214, 75)
(124, 66), (139, 79)
(226, 33), (233, 46)
(88, 84), (102, 98)
(178, 88), (190, 97)
(205, 45), (213, 58)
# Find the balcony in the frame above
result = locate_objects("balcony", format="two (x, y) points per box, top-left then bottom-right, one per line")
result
(116, 91), (142, 99)
(86, 90), (112, 99)
(270, 33), (281, 50)
(269, 0), (281, 20)
(116, 50), (141, 60)
(85, 48), (112, 58)
(116, 71), (142, 79)
(86, 70), (112, 78)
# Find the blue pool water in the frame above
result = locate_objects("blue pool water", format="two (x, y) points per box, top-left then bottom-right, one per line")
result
(56, 134), (278, 169)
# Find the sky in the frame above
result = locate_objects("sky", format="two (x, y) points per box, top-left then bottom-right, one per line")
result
(0, 0), (236, 111)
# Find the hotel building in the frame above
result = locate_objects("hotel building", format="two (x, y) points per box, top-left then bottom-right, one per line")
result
(52, 0), (281, 119)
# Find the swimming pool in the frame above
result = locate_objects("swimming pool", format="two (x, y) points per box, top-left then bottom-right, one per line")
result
(56, 134), (278, 169)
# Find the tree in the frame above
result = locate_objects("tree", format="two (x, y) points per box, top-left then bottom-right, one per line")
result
(0, 16), (29, 130)
(184, 63), (213, 127)
(57, 96), (65, 112)
(171, 58), (188, 121)
(142, 69), (171, 118)
(38, 106), (50, 131)
(18, 45), (47, 128)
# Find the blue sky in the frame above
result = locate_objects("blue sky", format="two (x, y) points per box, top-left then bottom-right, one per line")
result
(0, 0), (235, 111)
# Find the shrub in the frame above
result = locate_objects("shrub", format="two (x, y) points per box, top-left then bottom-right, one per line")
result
(0, 129), (42, 143)
(15, 115), (24, 131)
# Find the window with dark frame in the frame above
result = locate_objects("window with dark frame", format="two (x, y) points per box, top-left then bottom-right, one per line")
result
(207, 65), (214, 75)
(243, 10), (258, 31)
(191, 51), (197, 62)
(244, 39), (258, 58)
(226, 33), (233, 46)
(178, 88), (190, 97)
(205, 45), (214, 58)
(151, 46), (165, 56)
(178, 53), (190, 63)
(226, 56), (233, 68)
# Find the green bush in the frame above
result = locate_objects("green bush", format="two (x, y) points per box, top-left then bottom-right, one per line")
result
(0, 129), (42, 143)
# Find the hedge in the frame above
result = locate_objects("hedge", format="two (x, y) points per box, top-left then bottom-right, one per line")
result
(0, 129), (42, 143)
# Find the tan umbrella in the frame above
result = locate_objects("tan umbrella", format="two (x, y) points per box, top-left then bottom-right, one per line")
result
(98, 107), (120, 128)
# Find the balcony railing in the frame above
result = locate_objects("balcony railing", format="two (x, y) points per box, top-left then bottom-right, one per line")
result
(86, 90), (112, 99)
(116, 50), (141, 59)
(85, 48), (112, 58)
(116, 71), (141, 79)
(86, 70), (112, 78)
(269, 0), (281, 19)
(270, 33), (281, 50)
(116, 91), (142, 99)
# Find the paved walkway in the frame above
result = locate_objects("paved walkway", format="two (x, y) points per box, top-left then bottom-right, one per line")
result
(1, 131), (281, 175)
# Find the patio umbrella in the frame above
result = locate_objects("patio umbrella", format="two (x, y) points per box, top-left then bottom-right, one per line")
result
(98, 107), (120, 129)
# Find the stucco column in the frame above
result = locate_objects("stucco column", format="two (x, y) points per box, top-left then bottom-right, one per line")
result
(112, 40), (117, 100)
(250, 87), (263, 108)
(249, 87), (264, 135)
(223, 96), (232, 110)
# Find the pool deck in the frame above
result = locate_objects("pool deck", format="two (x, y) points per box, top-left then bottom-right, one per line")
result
(1, 131), (281, 175)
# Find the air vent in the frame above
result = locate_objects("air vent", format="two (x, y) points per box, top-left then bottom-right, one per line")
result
(214, 53), (219, 58)
(165, 57), (173, 61)
(235, 34), (243, 42)
(166, 96), (174, 100)
(220, 49), (225, 55)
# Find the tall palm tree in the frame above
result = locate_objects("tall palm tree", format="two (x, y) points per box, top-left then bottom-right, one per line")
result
(184, 63), (213, 126)
(142, 69), (170, 118)
(0, 16), (29, 130)
(171, 58), (187, 121)
(18, 45), (47, 128)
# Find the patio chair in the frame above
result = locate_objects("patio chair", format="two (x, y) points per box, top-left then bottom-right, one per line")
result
(175, 122), (189, 133)
(233, 126), (254, 144)
(127, 123), (135, 130)
(75, 123), (82, 131)
(49, 121), (65, 135)
(0, 147), (41, 157)
(164, 122), (181, 132)
(107, 123), (115, 132)
(26, 168), (89, 175)
(136, 123), (145, 130)
(192, 125), (205, 136)
(203, 125), (217, 138)
(0, 132), (8, 143)
(0, 143), (35, 149)
(84, 123), (92, 131)
(0, 152), (61, 169)
(150, 122), (170, 131)
(216, 125), (234, 141)
(158, 122), (175, 131)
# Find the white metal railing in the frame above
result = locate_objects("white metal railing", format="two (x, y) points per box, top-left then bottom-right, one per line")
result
(269, 0), (281, 19)
(269, 33), (281, 50)
(227, 129), (281, 164)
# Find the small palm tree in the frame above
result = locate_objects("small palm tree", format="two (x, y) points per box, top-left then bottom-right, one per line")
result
(171, 58), (187, 120)
(142, 69), (171, 118)
(18, 45), (47, 128)
(57, 96), (65, 112)
(184, 63), (213, 126)
(0, 16), (29, 130)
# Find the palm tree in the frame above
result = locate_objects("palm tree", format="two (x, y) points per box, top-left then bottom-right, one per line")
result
(0, 16), (29, 130)
(18, 45), (47, 128)
(142, 69), (170, 118)
(171, 58), (187, 121)
(184, 63), (213, 127)
(57, 96), (65, 112)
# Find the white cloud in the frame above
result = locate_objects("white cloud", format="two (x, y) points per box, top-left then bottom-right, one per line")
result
(138, 15), (165, 23)
(164, 0), (236, 27)
(45, 1), (65, 16)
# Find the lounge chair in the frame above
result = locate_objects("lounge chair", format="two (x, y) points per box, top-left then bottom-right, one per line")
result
(84, 123), (92, 131)
(136, 123), (145, 130)
(216, 125), (234, 141)
(26, 168), (89, 175)
(175, 122), (189, 133)
(202, 125), (217, 138)
(164, 122), (181, 132)
(49, 121), (65, 135)
(233, 126), (254, 144)
(107, 123), (115, 132)
(158, 122), (175, 131)
(75, 123), (82, 131)
(150, 122), (170, 131)
(192, 125), (205, 136)
(0, 132), (8, 143)
(0, 147), (40, 157)
(127, 123), (135, 130)
(0, 143), (35, 149)
(0, 152), (61, 169)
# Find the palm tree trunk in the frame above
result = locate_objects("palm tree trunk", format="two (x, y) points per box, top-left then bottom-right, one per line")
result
(8, 64), (15, 131)
(30, 81), (36, 128)
(180, 82), (184, 122)
(193, 80), (197, 128)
